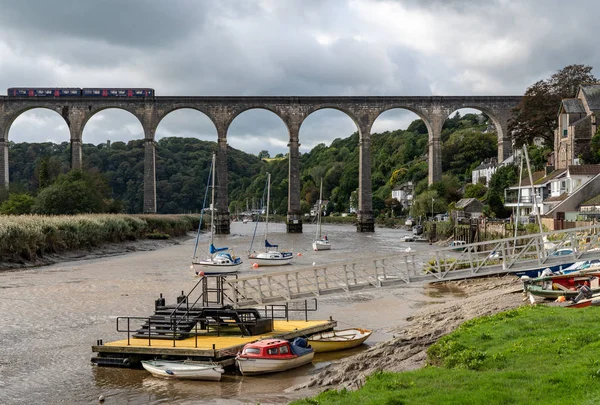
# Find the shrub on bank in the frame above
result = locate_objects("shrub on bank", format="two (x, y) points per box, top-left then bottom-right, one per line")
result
(0, 214), (197, 264)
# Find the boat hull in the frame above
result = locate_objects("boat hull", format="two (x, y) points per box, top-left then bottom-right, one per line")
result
(236, 352), (314, 375)
(248, 252), (294, 266)
(512, 262), (576, 279)
(141, 361), (224, 381)
(308, 328), (372, 352)
(312, 240), (331, 251)
(192, 261), (242, 275)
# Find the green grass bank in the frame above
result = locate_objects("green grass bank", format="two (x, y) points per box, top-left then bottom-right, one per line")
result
(0, 214), (199, 263)
(293, 305), (600, 405)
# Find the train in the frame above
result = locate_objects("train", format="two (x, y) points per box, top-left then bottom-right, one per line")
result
(6, 87), (155, 97)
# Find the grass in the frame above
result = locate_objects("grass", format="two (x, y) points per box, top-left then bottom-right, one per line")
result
(292, 305), (600, 405)
(0, 214), (198, 263)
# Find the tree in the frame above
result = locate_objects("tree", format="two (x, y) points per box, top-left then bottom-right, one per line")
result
(510, 64), (596, 147)
(31, 170), (113, 215)
(464, 183), (487, 199)
(258, 150), (270, 159)
(0, 193), (34, 215)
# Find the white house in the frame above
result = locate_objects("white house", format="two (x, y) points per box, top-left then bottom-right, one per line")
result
(472, 158), (497, 186)
(391, 181), (414, 209)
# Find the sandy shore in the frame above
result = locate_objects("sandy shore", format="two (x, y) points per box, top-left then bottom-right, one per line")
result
(293, 275), (526, 392)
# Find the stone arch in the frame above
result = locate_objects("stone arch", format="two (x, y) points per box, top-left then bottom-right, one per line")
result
(80, 106), (145, 139)
(444, 104), (511, 163)
(373, 106), (433, 135)
(155, 106), (219, 141)
(300, 106), (361, 139)
(227, 106), (292, 140)
(3, 106), (69, 141)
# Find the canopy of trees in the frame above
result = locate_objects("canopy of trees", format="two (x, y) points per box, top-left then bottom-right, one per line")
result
(510, 64), (597, 147)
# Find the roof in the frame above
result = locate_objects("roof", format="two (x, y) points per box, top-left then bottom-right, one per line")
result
(475, 161), (496, 170)
(568, 165), (600, 176)
(455, 198), (482, 209)
(581, 194), (600, 206)
(544, 193), (569, 203)
(509, 169), (566, 188)
(580, 84), (600, 111)
(561, 98), (586, 114)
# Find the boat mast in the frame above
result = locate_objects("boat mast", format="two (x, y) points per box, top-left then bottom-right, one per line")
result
(316, 179), (323, 239)
(210, 153), (216, 248)
(265, 172), (271, 251)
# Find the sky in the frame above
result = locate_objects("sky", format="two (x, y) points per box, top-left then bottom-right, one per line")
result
(1, 0), (598, 156)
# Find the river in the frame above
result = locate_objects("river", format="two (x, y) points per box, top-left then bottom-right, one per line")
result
(0, 222), (444, 405)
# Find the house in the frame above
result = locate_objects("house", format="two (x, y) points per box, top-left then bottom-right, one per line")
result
(453, 198), (484, 220)
(391, 181), (414, 209)
(311, 199), (328, 216)
(555, 84), (600, 170)
(472, 158), (497, 186)
(504, 166), (563, 218)
(578, 194), (600, 219)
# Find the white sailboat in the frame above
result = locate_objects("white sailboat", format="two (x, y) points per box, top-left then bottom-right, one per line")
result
(191, 153), (242, 275)
(248, 173), (294, 266)
(312, 179), (331, 251)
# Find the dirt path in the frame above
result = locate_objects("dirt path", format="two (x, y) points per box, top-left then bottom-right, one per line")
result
(293, 275), (525, 391)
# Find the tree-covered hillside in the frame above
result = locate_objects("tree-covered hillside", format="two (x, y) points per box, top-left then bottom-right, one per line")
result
(2, 113), (497, 216)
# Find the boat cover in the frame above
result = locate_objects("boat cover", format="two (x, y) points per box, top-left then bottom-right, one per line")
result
(265, 239), (279, 248)
(210, 244), (229, 254)
(290, 337), (313, 356)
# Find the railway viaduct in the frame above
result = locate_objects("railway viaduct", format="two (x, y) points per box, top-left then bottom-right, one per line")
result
(0, 95), (521, 233)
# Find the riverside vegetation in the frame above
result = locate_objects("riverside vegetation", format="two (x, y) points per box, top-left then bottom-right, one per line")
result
(293, 305), (600, 405)
(0, 214), (198, 265)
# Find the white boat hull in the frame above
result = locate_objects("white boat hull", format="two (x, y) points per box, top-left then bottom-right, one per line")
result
(141, 361), (224, 381)
(192, 261), (242, 275)
(313, 240), (331, 251)
(236, 352), (314, 375)
(248, 252), (293, 266)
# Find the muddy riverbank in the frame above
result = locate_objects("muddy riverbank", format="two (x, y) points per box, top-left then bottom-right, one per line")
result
(293, 275), (525, 393)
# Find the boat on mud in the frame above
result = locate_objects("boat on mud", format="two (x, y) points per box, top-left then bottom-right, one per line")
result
(235, 338), (314, 375)
(308, 328), (372, 352)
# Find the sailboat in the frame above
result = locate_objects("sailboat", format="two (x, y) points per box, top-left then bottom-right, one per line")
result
(248, 173), (294, 266)
(312, 179), (331, 251)
(191, 153), (242, 275)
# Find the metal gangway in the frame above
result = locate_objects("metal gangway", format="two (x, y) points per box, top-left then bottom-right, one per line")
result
(222, 225), (600, 308)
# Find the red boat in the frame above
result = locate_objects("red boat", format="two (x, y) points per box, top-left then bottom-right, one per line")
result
(235, 338), (314, 375)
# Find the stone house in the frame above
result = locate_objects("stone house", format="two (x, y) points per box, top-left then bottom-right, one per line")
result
(555, 84), (600, 170)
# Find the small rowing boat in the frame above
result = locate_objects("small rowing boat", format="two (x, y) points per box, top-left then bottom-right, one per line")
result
(236, 338), (314, 375)
(141, 360), (224, 381)
(308, 328), (372, 353)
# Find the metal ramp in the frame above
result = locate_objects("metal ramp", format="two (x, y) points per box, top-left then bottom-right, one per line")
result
(220, 224), (600, 307)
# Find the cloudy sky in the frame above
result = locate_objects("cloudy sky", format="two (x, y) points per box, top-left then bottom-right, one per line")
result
(1, 0), (598, 156)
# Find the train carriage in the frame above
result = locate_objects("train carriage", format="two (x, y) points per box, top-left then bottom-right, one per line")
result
(7, 88), (81, 97)
(7, 87), (154, 97)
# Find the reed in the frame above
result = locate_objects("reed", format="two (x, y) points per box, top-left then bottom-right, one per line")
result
(0, 214), (198, 263)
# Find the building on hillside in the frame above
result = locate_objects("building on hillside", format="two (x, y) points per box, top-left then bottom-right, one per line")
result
(555, 83), (600, 169)
(391, 181), (414, 210)
(578, 194), (600, 219)
(472, 158), (497, 186)
(504, 166), (563, 218)
(311, 199), (328, 217)
(453, 198), (484, 220)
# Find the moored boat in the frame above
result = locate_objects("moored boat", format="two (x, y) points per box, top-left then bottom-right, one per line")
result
(312, 179), (331, 251)
(235, 338), (314, 375)
(247, 173), (293, 266)
(141, 360), (224, 381)
(523, 272), (600, 299)
(308, 328), (372, 352)
(191, 153), (243, 275)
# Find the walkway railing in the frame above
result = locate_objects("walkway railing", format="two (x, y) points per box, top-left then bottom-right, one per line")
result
(222, 224), (600, 307)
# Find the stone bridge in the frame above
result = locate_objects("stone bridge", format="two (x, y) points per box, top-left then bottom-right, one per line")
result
(0, 95), (521, 233)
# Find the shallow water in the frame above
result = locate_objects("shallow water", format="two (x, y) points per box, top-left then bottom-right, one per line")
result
(0, 222), (443, 405)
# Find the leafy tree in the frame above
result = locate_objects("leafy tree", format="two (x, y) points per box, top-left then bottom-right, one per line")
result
(258, 150), (270, 159)
(464, 183), (487, 199)
(31, 170), (113, 215)
(487, 164), (518, 198)
(510, 64), (596, 147)
(0, 193), (35, 215)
